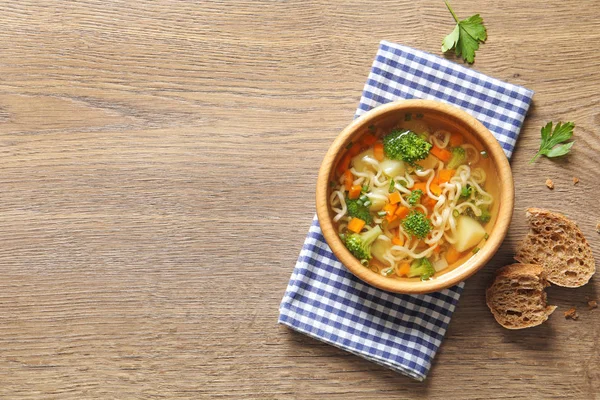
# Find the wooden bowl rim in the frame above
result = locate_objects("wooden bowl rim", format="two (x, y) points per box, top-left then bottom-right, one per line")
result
(315, 99), (514, 294)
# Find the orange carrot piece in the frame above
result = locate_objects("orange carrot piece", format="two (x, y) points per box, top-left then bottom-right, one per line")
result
(388, 191), (401, 205)
(430, 183), (442, 196)
(347, 217), (366, 233)
(343, 169), (353, 191)
(432, 244), (441, 254)
(347, 144), (361, 158)
(430, 145), (452, 162)
(449, 132), (464, 147)
(362, 133), (377, 146)
(373, 142), (384, 161)
(422, 196), (437, 210)
(412, 182), (428, 192)
(395, 206), (410, 219)
(445, 246), (462, 264)
(348, 185), (362, 199)
(392, 236), (404, 246)
(337, 154), (351, 176)
(398, 262), (411, 277)
(383, 203), (398, 216)
(437, 169), (456, 184)
(385, 214), (398, 223)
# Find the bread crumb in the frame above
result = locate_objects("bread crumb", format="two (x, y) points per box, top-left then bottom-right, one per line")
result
(564, 307), (579, 320)
(588, 300), (598, 310)
(573, 177), (579, 185)
(545, 179), (554, 189)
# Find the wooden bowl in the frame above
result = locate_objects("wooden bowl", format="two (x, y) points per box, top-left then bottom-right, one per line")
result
(316, 99), (514, 294)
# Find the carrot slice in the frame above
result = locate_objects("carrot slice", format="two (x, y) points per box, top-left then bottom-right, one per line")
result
(386, 214), (398, 223)
(437, 169), (456, 184)
(348, 185), (362, 199)
(422, 196), (437, 210)
(337, 154), (352, 176)
(395, 206), (410, 219)
(412, 182), (428, 192)
(347, 217), (366, 233)
(388, 191), (401, 205)
(343, 170), (354, 191)
(362, 133), (377, 146)
(430, 145), (452, 162)
(398, 262), (411, 277)
(373, 142), (384, 161)
(383, 203), (398, 216)
(347, 144), (361, 158)
(392, 236), (404, 246)
(445, 246), (462, 264)
(430, 183), (442, 196)
(449, 132), (464, 147)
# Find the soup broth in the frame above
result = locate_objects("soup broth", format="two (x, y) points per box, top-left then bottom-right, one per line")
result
(330, 112), (499, 281)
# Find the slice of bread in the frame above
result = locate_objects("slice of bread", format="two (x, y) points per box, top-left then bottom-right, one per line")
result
(486, 263), (557, 329)
(515, 208), (596, 287)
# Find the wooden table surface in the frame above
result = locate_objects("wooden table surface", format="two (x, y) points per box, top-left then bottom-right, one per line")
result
(1, 1), (599, 398)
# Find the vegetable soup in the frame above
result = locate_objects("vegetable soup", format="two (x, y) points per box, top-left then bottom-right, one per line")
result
(330, 113), (499, 281)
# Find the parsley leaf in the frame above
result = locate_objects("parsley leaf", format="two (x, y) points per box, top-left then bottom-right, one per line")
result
(441, 1), (487, 64)
(530, 121), (575, 163)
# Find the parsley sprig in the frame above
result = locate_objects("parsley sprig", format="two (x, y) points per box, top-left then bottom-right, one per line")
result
(530, 122), (575, 163)
(441, 1), (487, 64)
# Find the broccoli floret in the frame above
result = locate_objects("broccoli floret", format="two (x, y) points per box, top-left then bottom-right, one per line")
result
(447, 146), (467, 169)
(407, 258), (436, 280)
(344, 225), (383, 261)
(383, 129), (432, 166)
(346, 198), (373, 224)
(401, 211), (432, 239)
(407, 189), (423, 206)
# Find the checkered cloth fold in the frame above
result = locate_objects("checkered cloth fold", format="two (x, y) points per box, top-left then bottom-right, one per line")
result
(279, 41), (534, 381)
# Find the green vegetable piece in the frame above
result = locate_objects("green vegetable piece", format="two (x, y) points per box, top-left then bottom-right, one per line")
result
(401, 211), (432, 239)
(407, 258), (436, 281)
(345, 141), (354, 150)
(344, 225), (383, 260)
(441, 1), (487, 64)
(389, 178), (395, 193)
(472, 247), (480, 254)
(447, 146), (467, 169)
(346, 198), (373, 224)
(405, 113), (412, 121)
(407, 189), (424, 206)
(368, 124), (376, 133)
(382, 129), (433, 166)
(416, 113), (424, 120)
(530, 121), (575, 163)
(478, 205), (491, 223)
(460, 184), (472, 198)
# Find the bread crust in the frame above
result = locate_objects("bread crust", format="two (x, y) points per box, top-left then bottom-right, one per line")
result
(515, 208), (595, 287)
(486, 263), (556, 329)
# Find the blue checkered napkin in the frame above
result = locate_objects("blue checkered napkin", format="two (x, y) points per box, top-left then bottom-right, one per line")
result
(279, 41), (534, 381)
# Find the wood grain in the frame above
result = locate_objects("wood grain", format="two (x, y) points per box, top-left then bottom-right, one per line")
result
(0, 1), (598, 399)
